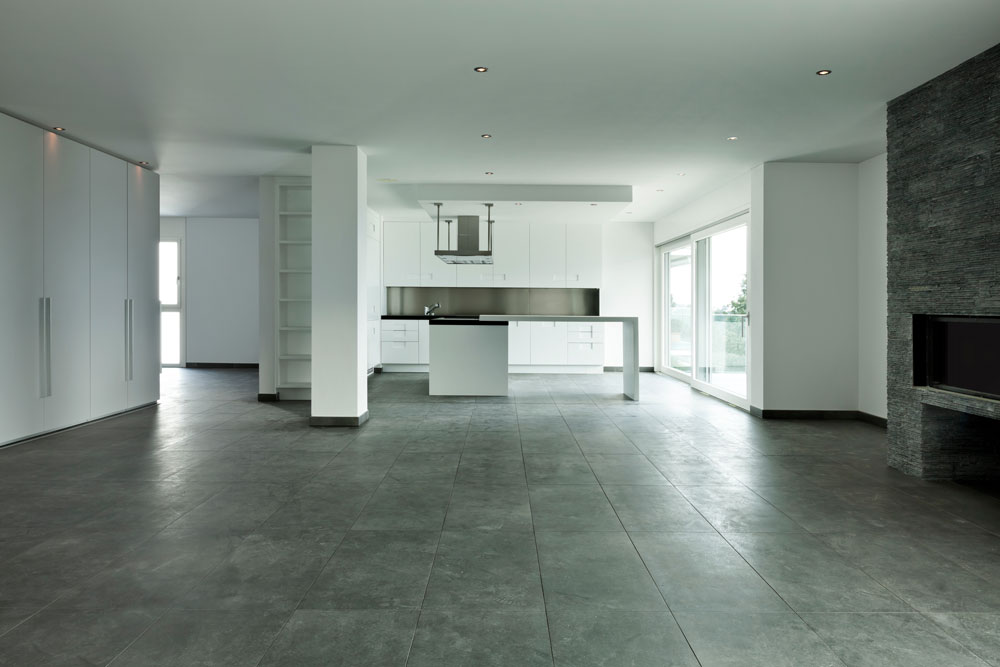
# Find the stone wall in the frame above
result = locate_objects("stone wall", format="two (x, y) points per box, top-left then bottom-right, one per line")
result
(887, 42), (1000, 479)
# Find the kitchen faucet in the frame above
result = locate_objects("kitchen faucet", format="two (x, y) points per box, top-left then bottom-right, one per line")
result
(424, 303), (441, 316)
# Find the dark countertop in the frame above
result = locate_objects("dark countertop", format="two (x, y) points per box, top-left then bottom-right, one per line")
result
(381, 315), (436, 320)
(429, 318), (507, 326)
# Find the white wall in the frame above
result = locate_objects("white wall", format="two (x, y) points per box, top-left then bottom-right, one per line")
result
(602, 221), (654, 368)
(185, 218), (260, 364)
(654, 173), (751, 245)
(857, 154), (888, 419)
(758, 163), (859, 411)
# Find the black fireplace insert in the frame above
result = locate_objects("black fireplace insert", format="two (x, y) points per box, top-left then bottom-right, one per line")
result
(914, 315), (1000, 400)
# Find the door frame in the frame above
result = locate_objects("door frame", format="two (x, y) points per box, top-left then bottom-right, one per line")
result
(158, 236), (185, 367)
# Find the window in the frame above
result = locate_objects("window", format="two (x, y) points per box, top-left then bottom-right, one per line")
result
(159, 240), (183, 366)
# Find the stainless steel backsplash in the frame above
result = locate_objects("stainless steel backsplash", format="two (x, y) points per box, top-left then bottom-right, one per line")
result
(385, 287), (600, 316)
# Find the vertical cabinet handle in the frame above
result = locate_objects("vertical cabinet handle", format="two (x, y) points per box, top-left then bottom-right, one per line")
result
(126, 298), (134, 381)
(124, 299), (130, 381)
(45, 298), (51, 397)
(39, 297), (49, 398)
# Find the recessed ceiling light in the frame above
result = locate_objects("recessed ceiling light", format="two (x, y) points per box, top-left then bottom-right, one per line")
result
(485, 171), (494, 175)
(726, 136), (739, 141)
(481, 134), (492, 138)
(656, 189), (664, 192)
(590, 203), (598, 207)
(138, 161), (149, 166)
(816, 69), (832, 76)
(514, 202), (522, 206)
(626, 211), (633, 214)
(52, 127), (65, 132)
(677, 172), (686, 176)
(473, 66), (488, 73)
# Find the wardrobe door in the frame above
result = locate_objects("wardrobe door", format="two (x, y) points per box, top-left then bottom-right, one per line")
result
(0, 115), (43, 444)
(42, 133), (92, 431)
(126, 165), (160, 408)
(90, 150), (128, 419)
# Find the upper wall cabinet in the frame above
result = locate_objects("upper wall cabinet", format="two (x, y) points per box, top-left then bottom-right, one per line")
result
(491, 221), (530, 287)
(43, 133), (93, 430)
(529, 224), (567, 288)
(0, 115), (43, 445)
(566, 223), (602, 288)
(420, 221), (457, 287)
(382, 222), (421, 286)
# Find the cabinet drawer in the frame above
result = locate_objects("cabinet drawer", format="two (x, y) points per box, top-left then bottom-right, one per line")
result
(567, 323), (604, 342)
(381, 328), (418, 342)
(381, 340), (419, 363)
(381, 320), (419, 333)
(567, 342), (604, 365)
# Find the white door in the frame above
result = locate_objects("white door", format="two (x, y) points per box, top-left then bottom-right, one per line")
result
(566, 223), (602, 288)
(127, 165), (160, 408)
(0, 114), (43, 444)
(42, 132), (92, 431)
(491, 221), (530, 287)
(529, 224), (567, 288)
(420, 221), (457, 286)
(90, 150), (128, 419)
(382, 222), (421, 286)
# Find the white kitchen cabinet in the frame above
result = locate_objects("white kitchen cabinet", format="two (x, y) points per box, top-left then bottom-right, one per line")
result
(127, 164), (160, 408)
(420, 221), (457, 286)
(568, 342), (605, 365)
(382, 222), (421, 286)
(530, 321), (568, 364)
(0, 114), (43, 445)
(366, 321), (380, 370)
(366, 235), (381, 322)
(529, 224), (567, 288)
(90, 150), (128, 419)
(42, 133), (92, 430)
(418, 320), (430, 363)
(508, 321), (531, 365)
(566, 223), (603, 288)
(382, 341), (419, 364)
(567, 322), (605, 343)
(491, 221), (530, 287)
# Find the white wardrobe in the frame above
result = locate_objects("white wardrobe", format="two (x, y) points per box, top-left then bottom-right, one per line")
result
(0, 113), (159, 446)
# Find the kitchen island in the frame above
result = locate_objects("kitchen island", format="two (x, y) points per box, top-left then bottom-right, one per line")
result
(428, 318), (509, 396)
(480, 315), (640, 400)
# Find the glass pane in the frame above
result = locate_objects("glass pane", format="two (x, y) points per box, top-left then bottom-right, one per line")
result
(708, 225), (747, 397)
(159, 241), (179, 305)
(667, 246), (692, 374)
(161, 311), (181, 365)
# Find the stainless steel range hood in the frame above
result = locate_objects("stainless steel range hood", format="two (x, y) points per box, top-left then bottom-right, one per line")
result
(433, 203), (494, 265)
(435, 215), (493, 265)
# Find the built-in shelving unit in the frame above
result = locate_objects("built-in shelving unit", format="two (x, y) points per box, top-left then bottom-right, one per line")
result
(276, 183), (312, 398)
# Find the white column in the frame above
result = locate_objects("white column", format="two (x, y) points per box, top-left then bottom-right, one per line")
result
(311, 146), (368, 425)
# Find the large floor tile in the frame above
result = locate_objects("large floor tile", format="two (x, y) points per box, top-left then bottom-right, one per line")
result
(675, 612), (845, 667)
(351, 482), (452, 530)
(258, 609), (417, 667)
(927, 613), (1000, 666)
(585, 454), (669, 485)
(443, 483), (533, 531)
(536, 531), (665, 610)
(0, 609), (155, 666)
(726, 532), (910, 612)
(528, 485), (623, 531)
(524, 454), (597, 484)
(603, 485), (714, 532)
(631, 532), (788, 611)
(406, 610), (552, 667)
(423, 530), (543, 610)
(110, 609), (288, 666)
(299, 530), (438, 609)
(802, 612), (990, 667)
(676, 485), (806, 533)
(548, 610), (700, 666)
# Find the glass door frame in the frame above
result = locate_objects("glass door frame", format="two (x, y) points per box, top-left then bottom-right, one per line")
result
(159, 237), (185, 368)
(656, 237), (695, 383)
(690, 213), (750, 410)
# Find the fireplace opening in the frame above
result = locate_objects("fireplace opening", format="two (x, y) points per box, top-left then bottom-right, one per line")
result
(914, 315), (1000, 400)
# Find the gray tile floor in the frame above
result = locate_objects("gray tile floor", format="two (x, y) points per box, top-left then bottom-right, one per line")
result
(1, 368), (1000, 665)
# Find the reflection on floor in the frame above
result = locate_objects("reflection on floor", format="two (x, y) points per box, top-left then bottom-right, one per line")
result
(0, 368), (999, 665)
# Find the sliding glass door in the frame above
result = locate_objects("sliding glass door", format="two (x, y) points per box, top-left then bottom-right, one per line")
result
(658, 214), (749, 407)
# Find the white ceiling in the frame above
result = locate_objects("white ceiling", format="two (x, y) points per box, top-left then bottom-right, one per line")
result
(2, 0), (998, 222)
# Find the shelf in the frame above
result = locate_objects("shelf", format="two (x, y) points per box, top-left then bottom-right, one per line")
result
(280, 354), (311, 360)
(278, 210), (312, 216)
(277, 382), (311, 389)
(279, 269), (311, 274)
(280, 326), (312, 331)
(279, 298), (311, 303)
(279, 240), (311, 245)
